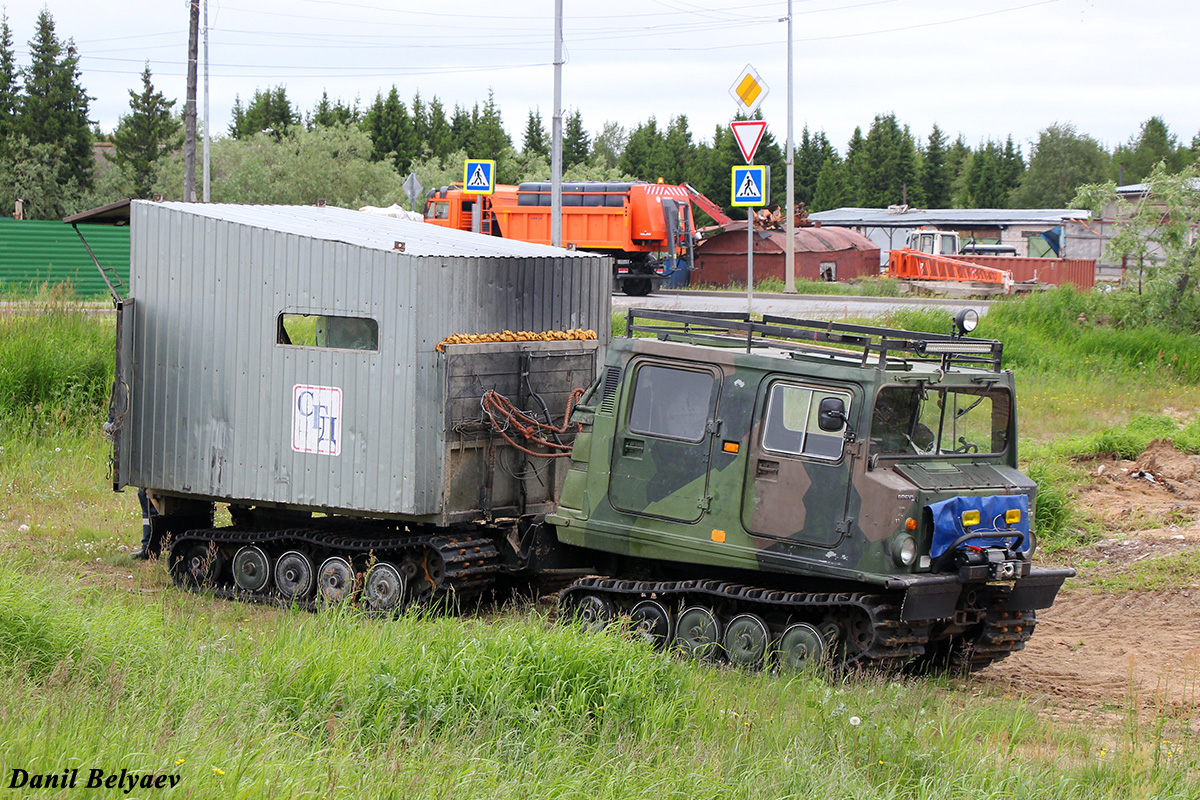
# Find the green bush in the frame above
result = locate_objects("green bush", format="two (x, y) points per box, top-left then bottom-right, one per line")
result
(1022, 457), (1081, 549)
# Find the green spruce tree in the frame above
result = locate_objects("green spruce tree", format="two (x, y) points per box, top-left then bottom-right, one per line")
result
(564, 109), (589, 169)
(619, 118), (660, 179)
(308, 92), (359, 129)
(522, 109), (548, 159)
(228, 86), (299, 139)
(109, 64), (181, 199)
(425, 97), (453, 159)
(811, 155), (847, 212)
(364, 86), (417, 172)
(468, 90), (511, 160)
(921, 123), (951, 208)
(16, 9), (94, 192)
(0, 13), (17, 159)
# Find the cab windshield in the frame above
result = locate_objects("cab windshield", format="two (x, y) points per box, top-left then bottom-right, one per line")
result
(870, 383), (1010, 457)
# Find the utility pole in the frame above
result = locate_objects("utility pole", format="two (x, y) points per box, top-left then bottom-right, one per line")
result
(183, 0), (199, 202)
(202, 0), (210, 202)
(550, 0), (563, 247)
(784, 0), (795, 292)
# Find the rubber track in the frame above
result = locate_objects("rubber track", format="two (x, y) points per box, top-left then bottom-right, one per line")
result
(955, 606), (1037, 672)
(168, 527), (500, 610)
(559, 576), (931, 670)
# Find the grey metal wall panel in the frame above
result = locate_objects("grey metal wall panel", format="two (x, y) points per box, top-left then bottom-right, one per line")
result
(124, 201), (611, 520)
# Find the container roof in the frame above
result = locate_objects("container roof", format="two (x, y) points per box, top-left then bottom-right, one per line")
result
(808, 207), (1089, 227)
(131, 201), (601, 259)
(698, 220), (878, 253)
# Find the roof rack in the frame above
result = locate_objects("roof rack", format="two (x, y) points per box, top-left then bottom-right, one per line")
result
(623, 309), (1003, 372)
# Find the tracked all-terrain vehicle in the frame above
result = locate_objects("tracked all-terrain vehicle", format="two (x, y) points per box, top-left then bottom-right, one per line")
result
(551, 309), (1072, 671)
(93, 200), (1070, 673)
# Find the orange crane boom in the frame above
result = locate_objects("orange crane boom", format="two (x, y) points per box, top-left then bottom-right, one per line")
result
(888, 248), (1014, 293)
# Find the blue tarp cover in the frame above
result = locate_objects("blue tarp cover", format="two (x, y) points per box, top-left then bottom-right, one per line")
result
(929, 494), (1030, 558)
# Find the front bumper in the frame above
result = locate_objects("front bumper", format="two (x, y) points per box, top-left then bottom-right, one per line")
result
(886, 566), (1075, 622)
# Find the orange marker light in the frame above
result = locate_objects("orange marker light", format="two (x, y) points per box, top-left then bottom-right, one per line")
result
(905, 517), (917, 531)
(723, 441), (740, 454)
(711, 529), (726, 543)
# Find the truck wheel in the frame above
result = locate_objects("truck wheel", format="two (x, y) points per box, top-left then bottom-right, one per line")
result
(622, 278), (653, 297)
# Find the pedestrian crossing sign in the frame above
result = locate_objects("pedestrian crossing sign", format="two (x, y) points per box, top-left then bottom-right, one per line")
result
(731, 165), (768, 207)
(463, 159), (496, 195)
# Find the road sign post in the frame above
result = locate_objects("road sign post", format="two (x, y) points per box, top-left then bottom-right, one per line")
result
(730, 64), (770, 314)
(731, 165), (769, 314)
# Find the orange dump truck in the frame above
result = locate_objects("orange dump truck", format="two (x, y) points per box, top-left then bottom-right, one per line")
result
(423, 181), (696, 296)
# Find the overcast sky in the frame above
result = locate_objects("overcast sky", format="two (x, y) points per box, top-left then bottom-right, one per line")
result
(6, 0), (1198, 155)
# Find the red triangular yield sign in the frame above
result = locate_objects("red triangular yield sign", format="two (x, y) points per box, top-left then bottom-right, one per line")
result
(730, 120), (767, 163)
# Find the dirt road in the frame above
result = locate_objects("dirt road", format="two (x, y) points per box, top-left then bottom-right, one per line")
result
(982, 441), (1200, 730)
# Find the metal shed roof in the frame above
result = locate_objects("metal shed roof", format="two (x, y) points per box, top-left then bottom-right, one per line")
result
(808, 207), (1090, 227)
(134, 200), (600, 259)
(698, 220), (878, 253)
(1117, 177), (1200, 196)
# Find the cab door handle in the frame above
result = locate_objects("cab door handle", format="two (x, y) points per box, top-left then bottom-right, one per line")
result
(622, 438), (645, 456)
(755, 459), (779, 479)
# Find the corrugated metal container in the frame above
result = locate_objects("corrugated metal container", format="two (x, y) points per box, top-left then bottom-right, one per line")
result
(693, 222), (881, 285)
(118, 201), (610, 524)
(956, 255), (1096, 290)
(0, 219), (130, 296)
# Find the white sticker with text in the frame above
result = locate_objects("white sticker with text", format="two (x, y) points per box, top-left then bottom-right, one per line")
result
(292, 384), (342, 456)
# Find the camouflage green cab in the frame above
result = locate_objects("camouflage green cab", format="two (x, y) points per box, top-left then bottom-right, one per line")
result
(550, 310), (1072, 671)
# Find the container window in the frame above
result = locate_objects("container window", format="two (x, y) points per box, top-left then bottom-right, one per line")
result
(277, 313), (378, 352)
(627, 364), (713, 442)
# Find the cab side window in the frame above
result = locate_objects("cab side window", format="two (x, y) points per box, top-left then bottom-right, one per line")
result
(762, 383), (851, 460)
(627, 365), (713, 442)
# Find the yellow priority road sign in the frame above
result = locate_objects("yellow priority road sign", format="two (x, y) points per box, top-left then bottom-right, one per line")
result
(729, 64), (769, 116)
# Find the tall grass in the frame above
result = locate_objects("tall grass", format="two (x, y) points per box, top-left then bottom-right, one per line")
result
(981, 286), (1200, 383)
(0, 562), (1194, 799)
(0, 287), (114, 431)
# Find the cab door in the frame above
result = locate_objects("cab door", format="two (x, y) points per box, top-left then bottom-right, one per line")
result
(609, 361), (720, 523)
(741, 379), (857, 547)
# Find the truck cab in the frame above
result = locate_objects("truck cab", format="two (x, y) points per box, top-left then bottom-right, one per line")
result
(906, 229), (960, 256)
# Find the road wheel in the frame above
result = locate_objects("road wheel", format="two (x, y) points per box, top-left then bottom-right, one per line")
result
(674, 606), (721, 661)
(622, 278), (653, 296)
(723, 613), (769, 669)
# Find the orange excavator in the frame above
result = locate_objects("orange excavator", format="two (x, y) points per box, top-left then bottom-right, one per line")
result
(424, 181), (707, 296)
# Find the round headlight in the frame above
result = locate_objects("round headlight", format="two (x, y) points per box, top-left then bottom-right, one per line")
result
(954, 308), (979, 335)
(895, 535), (917, 567)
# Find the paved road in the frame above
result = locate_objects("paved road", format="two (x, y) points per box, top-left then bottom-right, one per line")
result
(612, 289), (994, 319)
(2, 291), (994, 322)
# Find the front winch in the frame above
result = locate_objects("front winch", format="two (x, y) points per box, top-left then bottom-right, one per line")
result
(928, 494), (1032, 579)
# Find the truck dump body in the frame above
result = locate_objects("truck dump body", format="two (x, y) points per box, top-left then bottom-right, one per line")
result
(116, 201), (609, 524)
(424, 181), (696, 296)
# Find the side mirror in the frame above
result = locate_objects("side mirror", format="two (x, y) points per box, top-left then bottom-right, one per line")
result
(817, 396), (847, 432)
